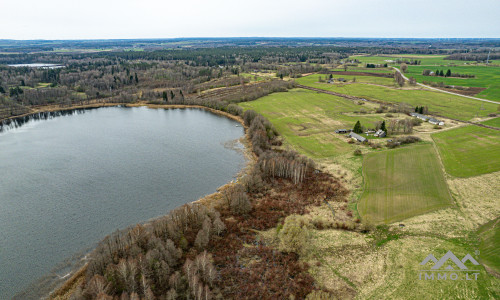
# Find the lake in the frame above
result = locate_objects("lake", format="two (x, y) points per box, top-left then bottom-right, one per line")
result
(7, 63), (64, 69)
(0, 106), (246, 299)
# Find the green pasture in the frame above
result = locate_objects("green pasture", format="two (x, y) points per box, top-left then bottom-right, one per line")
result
(359, 144), (452, 224)
(481, 117), (500, 128)
(295, 75), (498, 120)
(405, 65), (500, 101)
(432, 125), (500, 177)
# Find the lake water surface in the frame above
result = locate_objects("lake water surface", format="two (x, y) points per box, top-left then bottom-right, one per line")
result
(0, 106), (245, 299)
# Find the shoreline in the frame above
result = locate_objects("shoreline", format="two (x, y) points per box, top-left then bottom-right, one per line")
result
(40, 102), (253, 299)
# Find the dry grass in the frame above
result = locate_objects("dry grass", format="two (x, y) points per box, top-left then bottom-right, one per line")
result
(447, 171), (500, 228)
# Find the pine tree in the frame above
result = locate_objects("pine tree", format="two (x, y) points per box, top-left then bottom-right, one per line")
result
(439, 70), (444, 77)
(380, 121), (387, 132)
(163, 91), (168, 101)
(446, 69), (451, 77)
(419, 106), (424, 114)
(134, 72), (138, 84)
(353, 121), (362, 134)
(415, 106), (419, 112)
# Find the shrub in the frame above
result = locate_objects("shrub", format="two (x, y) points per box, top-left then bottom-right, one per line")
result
(278, 215), (310, 255)
(353, 149), (362, 156)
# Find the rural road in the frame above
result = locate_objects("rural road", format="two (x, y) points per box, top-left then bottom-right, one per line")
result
(392, 67), (500, 105)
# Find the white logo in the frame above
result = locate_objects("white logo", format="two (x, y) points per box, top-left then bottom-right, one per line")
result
(418, 251), (480, 280)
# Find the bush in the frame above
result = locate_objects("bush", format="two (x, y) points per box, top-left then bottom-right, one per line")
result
(278, 215), (310, 255)
(385, 113), (394, 118)
(488, 113), (497, 117)
(353, 149), (362, 156)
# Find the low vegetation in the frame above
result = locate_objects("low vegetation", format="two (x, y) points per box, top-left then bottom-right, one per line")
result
(432, 125), (500, 177)
(359, 144), (452, 224)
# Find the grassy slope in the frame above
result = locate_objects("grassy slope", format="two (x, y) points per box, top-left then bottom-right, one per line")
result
(405, 65), (500, 101)
(359, 144), (452, 224)
(432, 126), (500, 177)
(295, 75), (498, 120)
(481, 117), (500, 128)
(477, 218), (500, 275)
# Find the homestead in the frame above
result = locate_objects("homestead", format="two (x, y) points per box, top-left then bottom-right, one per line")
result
(349, 132), (367, 142)
(374, 129), (386, 137)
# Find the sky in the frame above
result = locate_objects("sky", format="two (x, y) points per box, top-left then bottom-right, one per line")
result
(1, 0), (499, 39)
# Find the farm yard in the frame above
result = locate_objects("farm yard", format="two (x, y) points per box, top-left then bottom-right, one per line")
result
(432, 125), (500, 177)
(239, 88), (389, 158)
(358, 144), (452, 224)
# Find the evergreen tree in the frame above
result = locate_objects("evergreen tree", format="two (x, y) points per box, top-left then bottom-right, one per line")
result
(0, 86), (5, 94)
(162, 91), (168, 101)
(419, 106), (424, 114)
(170, 90), (175, 100)
(439, 70), (444, 76)
(380, 121), (387, 132)
(446, 69), (451, 77)
(134, 72), (138, 84)
(353, 121), (362, 134)
(415, 106), (419, 112)
(435, 69), (439, 76)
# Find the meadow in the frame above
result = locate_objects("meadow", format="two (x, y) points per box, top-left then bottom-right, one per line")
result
(481, 117), (500, 128)
(239, 89), (389, 158)
(319, 73), (396, 86)
(405, 65), (500, 101)
(349, 54), (484, 66)
(477, 217), (500, 275)
(295, 75), (499, 120)
(432, 125), (500, 177)
(358, 144), (452, 224)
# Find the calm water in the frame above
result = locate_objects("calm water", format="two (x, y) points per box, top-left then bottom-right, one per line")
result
(7, 63), (64, 69)
(0, 106), (245, 299)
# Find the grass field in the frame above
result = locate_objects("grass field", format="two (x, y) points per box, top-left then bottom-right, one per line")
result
(358, 144), (452, 224)
(238, 89), (391, 158)
(477, 217), (500, 276)
(319, 74), (396, 86)
(481, 117), (500, 128)
(296, 75), (499, 120)
(432, 125), (500, 177)
(349, 54), (481, 66)
(405, 65), (500, 101)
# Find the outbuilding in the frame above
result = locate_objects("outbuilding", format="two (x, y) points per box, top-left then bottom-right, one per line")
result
(348, 132), (367, 143)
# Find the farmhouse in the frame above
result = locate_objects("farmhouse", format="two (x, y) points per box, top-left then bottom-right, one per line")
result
(335, 129), (351, 134)
(348, 132), (367, 143)
(374, 129), (386, 137)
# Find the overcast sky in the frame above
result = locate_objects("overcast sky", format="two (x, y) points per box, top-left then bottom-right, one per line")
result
(1, 0), (499, 39)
